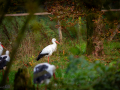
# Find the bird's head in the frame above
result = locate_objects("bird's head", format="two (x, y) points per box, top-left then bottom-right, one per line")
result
(6, 50), (9, 55)
(52, 38), (60, 44)
(52, 38), (56, 42)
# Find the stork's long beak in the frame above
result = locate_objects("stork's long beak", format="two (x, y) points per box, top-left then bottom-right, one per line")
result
(55, 41), (60, 44)
(1, 44), (5, 48)
(1, 44), (6, 50)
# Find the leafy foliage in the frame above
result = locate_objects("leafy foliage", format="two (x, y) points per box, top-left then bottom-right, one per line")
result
(0, 0), (120, 89)
(69, 47), (80, 55)
(47, 55), (120, 90)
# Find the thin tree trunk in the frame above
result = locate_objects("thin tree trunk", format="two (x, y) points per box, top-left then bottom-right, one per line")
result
(86, 13), (104, 56)
(86, 13), (95, 55)
(93, 16), (104, 56)
(108, 24), (120, 41)
(58, 16), (62, 44)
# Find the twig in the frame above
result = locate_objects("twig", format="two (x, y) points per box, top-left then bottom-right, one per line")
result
(5, 12), (51, 16)
(101, 9), (120, 12)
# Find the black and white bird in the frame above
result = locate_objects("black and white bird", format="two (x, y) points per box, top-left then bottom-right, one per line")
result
(36, 38), (60, 63)
(0, 50), (10, 81)
(33, 63), (56, 85)
(0, 50), (10, 62)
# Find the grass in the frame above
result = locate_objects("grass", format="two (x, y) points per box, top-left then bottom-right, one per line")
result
(0, 16), (120, 89)
(0, 39), (120, 89)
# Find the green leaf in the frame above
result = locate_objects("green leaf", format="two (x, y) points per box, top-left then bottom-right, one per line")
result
(109, 61), (117, 67)
(69, 47), (80, 55)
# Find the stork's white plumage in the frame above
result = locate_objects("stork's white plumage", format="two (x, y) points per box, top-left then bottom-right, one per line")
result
(33, 63), (56, 85)
(0, 42), (3, 56)
(0, 50), (10, 81)
(0, 50), (10, 62)
(36, 38), (60, 63)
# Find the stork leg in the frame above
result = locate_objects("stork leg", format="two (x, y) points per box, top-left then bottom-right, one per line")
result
(45, 87), (46, 90)
(48, 57), (49, 63)
(2, 70), (9, 82)
(7, 77), (9, 82)
(36, 84), (38, 90)
(2, 70), (4, 76)
(45, 85), (47, 90)
(53, 73), (56, 79)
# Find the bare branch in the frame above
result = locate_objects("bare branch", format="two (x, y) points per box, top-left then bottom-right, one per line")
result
(5, 12), (51, 16)
(101, 9), (120, 12)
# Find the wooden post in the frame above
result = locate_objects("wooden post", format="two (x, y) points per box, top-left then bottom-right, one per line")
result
(58, 16), (62, 44)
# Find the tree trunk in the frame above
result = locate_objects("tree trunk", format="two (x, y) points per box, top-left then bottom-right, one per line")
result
(86, 13), (104, 56)
(58, 16), (62, 44)
(86, 13), (95, 55)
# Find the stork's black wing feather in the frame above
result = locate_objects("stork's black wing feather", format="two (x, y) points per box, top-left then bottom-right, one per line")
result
(33, 65), (51, 84)
(36, 51), (49, 61)
(0, 56), (9, 70)
(3, 56), (7, 60)
(0, 59), (7, 70)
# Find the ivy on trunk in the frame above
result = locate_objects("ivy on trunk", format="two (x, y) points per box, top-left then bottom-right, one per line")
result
(86, 12), (104, 56)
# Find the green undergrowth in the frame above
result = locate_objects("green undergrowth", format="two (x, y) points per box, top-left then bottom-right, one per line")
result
(47, 55), (120, 90)
(104, 41), (120, 56)
(1, 54), (120, 90)
(0, 16), (120, 89)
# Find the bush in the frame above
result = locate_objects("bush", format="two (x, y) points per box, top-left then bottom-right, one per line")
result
(47, 55), (120, 90)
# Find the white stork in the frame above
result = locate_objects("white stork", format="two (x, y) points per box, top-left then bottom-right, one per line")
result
(0, 42), (4, 56)
(0, 50), (10, 62)
(0, 50), (10, 81)
(36, 38), (60, 63)
(33, 63), (56, 89)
